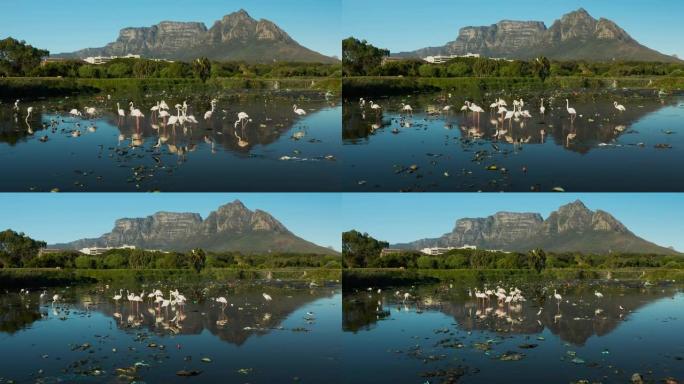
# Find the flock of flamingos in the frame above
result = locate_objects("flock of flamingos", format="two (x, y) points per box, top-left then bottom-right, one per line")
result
(358, 96), (628, 146)
(11, 96), (310, 141)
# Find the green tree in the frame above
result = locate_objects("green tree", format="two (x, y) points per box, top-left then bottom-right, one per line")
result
(532, 56), (551, 82)
(527, 248), (547, 273)
(0, 230), (46, 267)
(107, 62), (132, 78)
(0, 37), (49, 76)
(417, 255), (436, 269)
(418, 64), (439, 77)
(342, 230), (389, 268)
(342, 37), (389, 76)
(447, 62), (470, 77)
(192, 57), (212, 82)
(189, 248), (206, 273)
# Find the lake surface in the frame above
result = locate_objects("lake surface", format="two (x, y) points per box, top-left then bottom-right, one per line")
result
(0, 90), (341, 191)
(343, 90), (684, 191)
(343, 277), (684, 383)
(0, 278), (342, 383)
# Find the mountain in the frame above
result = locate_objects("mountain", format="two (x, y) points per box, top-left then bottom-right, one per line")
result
(393, 200), (679, 255)
(52, 200), (337, 255)
(54, 9), (337, 63)
(396, 8), (679, 62)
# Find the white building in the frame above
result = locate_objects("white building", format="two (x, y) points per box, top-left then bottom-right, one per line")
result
(420, 245), (477, 255)
(83, 54), (141, 65)
(423, 53), (481, 64)
(79, 244), (136, 255)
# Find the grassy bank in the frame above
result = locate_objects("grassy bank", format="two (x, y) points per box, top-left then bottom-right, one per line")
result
(0, 268), (341, 288)
(0, 76), (341, 99)
(342, 76), (684, 97)
(342, 268), (684, 290)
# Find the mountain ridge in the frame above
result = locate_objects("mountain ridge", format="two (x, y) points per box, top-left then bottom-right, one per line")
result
(51, 200), (337, 255)
(392, 200), (679, 255)
(395, 8), (679, 63)
(53, 9), (337, 63)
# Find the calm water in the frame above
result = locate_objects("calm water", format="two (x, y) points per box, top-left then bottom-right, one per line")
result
(343, 91), (684, 191)
(0, 90), (341, 191)
(0, 279), (342, 383)
(343, 279), (684, 383)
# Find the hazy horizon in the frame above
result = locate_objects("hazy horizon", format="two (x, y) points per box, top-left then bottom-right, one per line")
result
(343, 0), (684, 58)
(342, 194), (684, 252)
(0, 0), (341, 58)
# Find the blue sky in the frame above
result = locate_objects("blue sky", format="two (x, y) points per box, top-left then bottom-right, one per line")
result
(0, 0), (340, 57)
(0, 193), (341, 251)
(341, 194), (684, 251)
(343, 0), (684, 58)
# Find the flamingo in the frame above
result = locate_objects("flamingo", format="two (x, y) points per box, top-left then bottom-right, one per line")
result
(503, 108), (515, 128)
(69, 109), (82, 118)
(215, 296), (228, 310)
(85, 107), (97, 117)
(262, 293), (273, 301)
(293, 104), (307, 116)
(400, 103), (413, 116)
(594, 291), (604, 298)
(14, 99), (20, 111)
(235, 111), (250, 130)
(26, 106), (33, 122)
(369, 101), (381, 112)
(52, 294), (60, 305)
(113, 289), (123, 304)
(539, 98), (545, 115)
(469, 102), (484, 124)
(613, 101), (626, 112)
(565, 99), (577, 121)
(116, 103), (125, 119)
(553, 289), (562, 308)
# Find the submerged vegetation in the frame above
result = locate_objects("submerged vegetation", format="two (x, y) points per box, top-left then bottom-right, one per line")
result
(342, 231), (684, 270)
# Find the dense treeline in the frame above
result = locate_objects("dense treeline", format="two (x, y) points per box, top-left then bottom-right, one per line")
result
(21, 249), (339, 270)
(342, 230), (684, 270)
(37, 59), (340, 80)
(0, 37), (340, 79)
(0, 230), (47, 268)
(343, 37), (684, 78)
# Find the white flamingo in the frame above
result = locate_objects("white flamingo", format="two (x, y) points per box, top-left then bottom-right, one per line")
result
(613, 101), (626, 112)
(293, 104), (307, 116)
(539, 98), (545, 115)
(566, 99), (577, 121)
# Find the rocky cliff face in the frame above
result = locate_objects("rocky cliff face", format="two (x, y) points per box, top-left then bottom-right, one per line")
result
(56, 9), (336, 63)
(53, 200), (336, 255)
(394, 200), (677, 254)
(400, 8), (679, 62)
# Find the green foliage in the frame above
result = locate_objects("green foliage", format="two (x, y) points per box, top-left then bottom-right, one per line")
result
(188, 248), (207, 273)
(160, 62), (193, 78)
(342, 37), (389, 76)
(527, 248), (547, 273)
(107, 62), (133, 78)
(532, 56), (551, 82)
(0, 37), (49, 76)
(342, 230), (389, 268)
(0, 230), (46, 268)
(192, 57), (212, 82)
